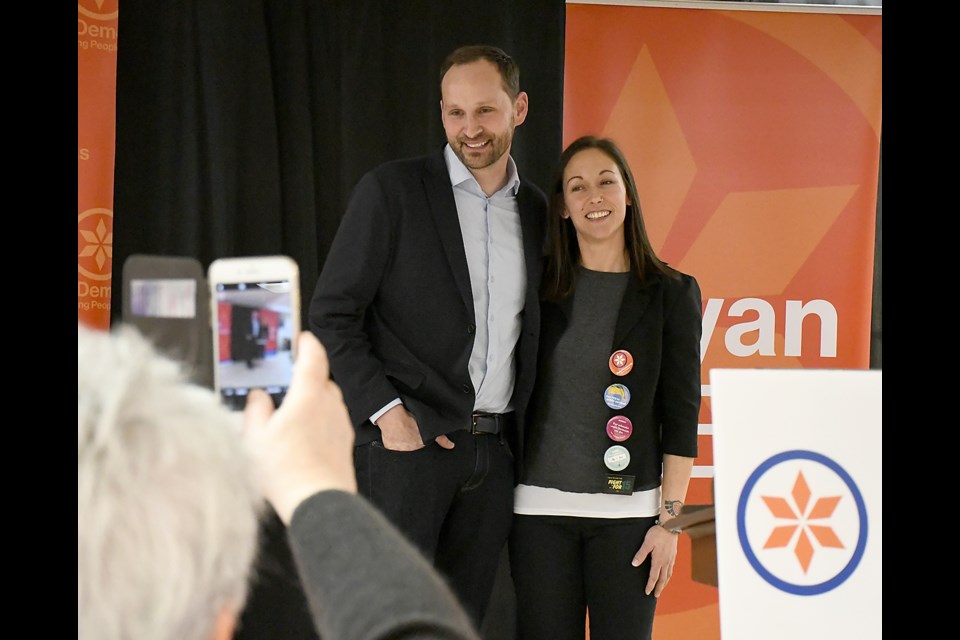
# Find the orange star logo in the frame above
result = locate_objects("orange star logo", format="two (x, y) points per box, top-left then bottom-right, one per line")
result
(78, 208), (114, 281)
(760, 470), (845, 574)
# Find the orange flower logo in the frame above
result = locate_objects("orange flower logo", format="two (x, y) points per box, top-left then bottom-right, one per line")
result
(78, 208), (113, 281)
(760, 470), (844, 574)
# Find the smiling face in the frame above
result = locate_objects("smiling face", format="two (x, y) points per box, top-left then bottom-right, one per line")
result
(561, 147), (631, 248)
(440, 59), (528, 179)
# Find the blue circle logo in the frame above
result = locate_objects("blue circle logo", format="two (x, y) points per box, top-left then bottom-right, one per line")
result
(604, 383), (631, 410)
(737, 450), (868, 595)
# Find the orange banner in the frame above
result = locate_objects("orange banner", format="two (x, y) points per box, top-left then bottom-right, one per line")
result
(78, 1), (120, 330)
(564, 2), (881, 637)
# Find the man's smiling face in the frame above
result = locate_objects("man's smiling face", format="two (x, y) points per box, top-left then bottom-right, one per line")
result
(440, 59), (527, 175)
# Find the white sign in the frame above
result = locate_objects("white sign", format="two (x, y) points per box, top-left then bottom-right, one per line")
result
(710, 368), (881, 640)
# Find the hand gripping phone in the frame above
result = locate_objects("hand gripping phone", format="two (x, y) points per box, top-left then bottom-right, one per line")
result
(208, 255), (300, 411)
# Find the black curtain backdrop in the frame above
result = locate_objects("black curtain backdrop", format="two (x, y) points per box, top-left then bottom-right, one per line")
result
(112, 0), (566, 334)
(112, 2), (565, 639)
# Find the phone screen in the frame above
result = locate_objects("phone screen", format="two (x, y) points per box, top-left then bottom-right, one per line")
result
(130, 278), (197, 319)
(213, 279), (296, 410)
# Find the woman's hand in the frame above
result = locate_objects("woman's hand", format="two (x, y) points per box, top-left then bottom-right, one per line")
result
(631, 523), (680, 598)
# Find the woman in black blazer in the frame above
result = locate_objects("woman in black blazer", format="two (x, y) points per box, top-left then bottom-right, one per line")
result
(509, 136), (702, 640)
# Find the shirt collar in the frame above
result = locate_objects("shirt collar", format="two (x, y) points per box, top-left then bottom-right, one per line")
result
(444, 143), (520, 197)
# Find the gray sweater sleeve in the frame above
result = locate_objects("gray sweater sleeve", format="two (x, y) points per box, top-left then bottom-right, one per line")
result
(286, 490), (481, 640)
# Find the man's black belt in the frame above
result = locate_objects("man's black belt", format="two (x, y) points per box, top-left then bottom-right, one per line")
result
(470, 412), (514, 435)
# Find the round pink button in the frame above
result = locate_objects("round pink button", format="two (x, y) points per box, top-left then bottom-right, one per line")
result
(606, 415), (633, 442)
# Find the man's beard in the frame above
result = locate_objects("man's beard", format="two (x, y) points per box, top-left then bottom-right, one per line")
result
(450, 121), (515, 171)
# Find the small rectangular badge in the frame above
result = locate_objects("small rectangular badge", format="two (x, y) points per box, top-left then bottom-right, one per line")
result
(603, 474), (635, 495)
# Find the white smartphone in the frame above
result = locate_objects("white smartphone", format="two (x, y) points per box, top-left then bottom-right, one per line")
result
(208, 255), (301, 411)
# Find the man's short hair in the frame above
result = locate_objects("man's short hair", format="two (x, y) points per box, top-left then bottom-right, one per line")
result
(78, 323), (263, 640)
(439, 44), (521, 100)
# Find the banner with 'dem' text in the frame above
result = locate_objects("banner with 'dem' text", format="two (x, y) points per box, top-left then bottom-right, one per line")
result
(564, 1), (881, 637)
(78, 0), (120, 330)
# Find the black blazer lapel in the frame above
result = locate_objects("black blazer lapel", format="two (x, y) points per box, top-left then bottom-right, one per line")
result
(423, 151), (474, 316)
(613, 275), (660, 345)
(518, 184), (545, 285)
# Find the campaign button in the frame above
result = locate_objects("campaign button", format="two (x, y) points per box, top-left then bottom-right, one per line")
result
(604, 444), (631, 472)
(604, 383), (631, 409)
(609, 350), (634, 376)
(606, 415), (633, 442)
(603, 474), (636, 495)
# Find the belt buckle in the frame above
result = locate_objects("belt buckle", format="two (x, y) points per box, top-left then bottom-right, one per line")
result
(471, 412), (499, 435)
(471, 412), (507, 444)
(471, 413), (484, 435)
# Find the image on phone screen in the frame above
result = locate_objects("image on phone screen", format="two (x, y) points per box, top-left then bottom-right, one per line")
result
(130, 278), (197, 319)
(214, 280), (295, 410)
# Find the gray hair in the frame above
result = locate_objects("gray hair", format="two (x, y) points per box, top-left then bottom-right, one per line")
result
(78, 323), (263, 640)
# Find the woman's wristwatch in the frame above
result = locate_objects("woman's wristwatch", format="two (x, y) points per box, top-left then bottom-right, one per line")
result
(655, 518), (682, 535)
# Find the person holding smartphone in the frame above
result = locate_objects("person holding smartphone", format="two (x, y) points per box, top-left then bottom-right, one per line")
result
(79, 323), (480, 640)
(309, 44), (547, 626)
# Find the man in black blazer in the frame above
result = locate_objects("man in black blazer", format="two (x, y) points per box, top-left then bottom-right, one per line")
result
(243, 308), (269, 369)
(309, 45), (546, 626)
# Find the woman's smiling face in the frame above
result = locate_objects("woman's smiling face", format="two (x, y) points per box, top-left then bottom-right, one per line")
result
(561, 147), (631, 245)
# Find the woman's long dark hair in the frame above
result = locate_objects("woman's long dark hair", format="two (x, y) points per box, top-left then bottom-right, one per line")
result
(542, 135), (678, 303)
